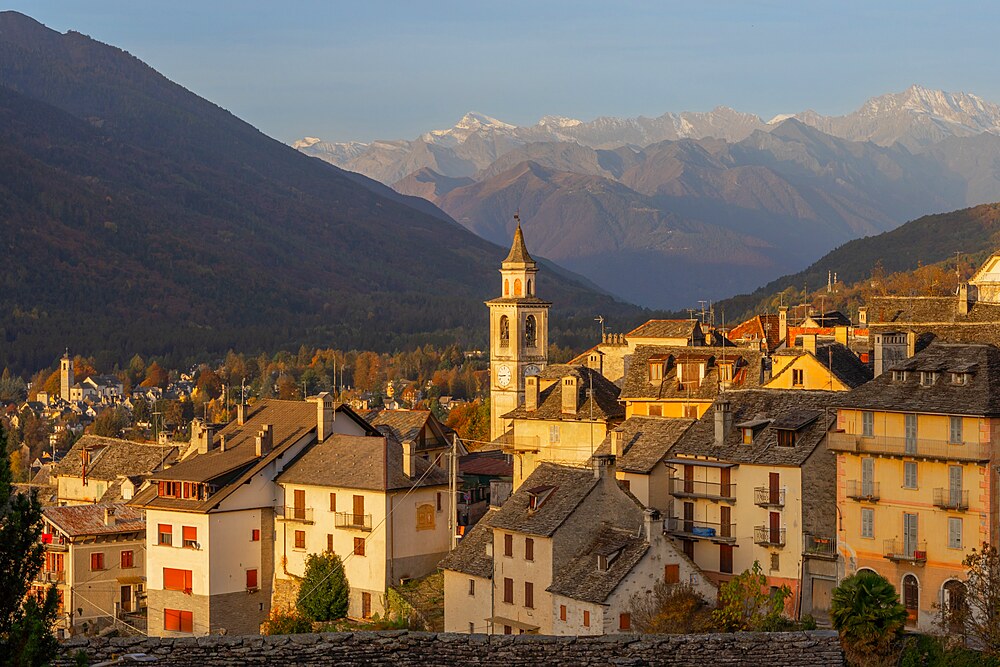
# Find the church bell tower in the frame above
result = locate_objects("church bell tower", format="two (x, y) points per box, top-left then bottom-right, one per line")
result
(487, 215), (550, 440)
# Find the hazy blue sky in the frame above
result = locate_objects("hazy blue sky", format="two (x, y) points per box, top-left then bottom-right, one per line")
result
(11, 1), (1000, 143)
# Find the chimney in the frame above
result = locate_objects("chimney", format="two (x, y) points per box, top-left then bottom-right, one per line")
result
(592, 453), (615, 480)
(218, 435), (227, 452)
(714, 399), (732, 446)
(255, 424), (273, 457)
(103, 506), (116, 527)
(610, 427), (624, 458)
(958, 283), (970, 315)
(588, 351), (604, 375)
(237, 403), (247, 425)
(906, 331), (916, 359)
(561, 375), (579, 415)
(643, 508), (661, 541)
(193, 419), (215, 455)
(835, 326), (849, 346)
(311, 392), (335, 441)
(778, 306), (788, 344)
(525, 375), (539, 412)
(402, 441), (417, 478)
(857, 307), (868, 326)
(801, 334), (817, 355)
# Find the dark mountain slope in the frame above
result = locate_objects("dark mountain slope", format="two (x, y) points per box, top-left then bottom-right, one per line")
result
(0, 13), (648, 373)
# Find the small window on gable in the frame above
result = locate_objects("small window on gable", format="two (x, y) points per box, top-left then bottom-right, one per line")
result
(527, 485), (554, 511)
(777, 429), (796, 448)
(648, 358), (666, 382)
(792, 369), (804, 386)
(920, 371), (937, 386)
(893, 370), (906, 382)
(952, 373), (967, 385)
(742, 428), (753, 445)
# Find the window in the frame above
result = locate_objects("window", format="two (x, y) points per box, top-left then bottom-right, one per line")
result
(861, 457), (875, 496)
(182, 526), (198, 548)
(504, 533), (513, 557)
(468, 579), (475, 596)
(469, 622), (475, 633)
(619, 613), (631, 631)
(648, 404), (662, 417)
(952, 373), (967, 385)
(719, 544), (733, 574)
(770, 553), (780, 571)
(163, 568), (193, 593)
(504, 279), (509, 296)
(251, 529), (260, 542)
(90, 552), (105, 571)
(294, 530), (306, 549)
(777, 430), (796, 447)
(329, 493), (337, 512)
(792, 369), (804, 386)
(950, 417), (963, 444)
(742, 428), (753, 444)
(949, 517), (963, 549)
(862, 411), (874, 437)
(549, 424), (560, 443)
(499, 316), (510, 347)
(353, 537), (365, 556)
(861, 508), (874, 539)
(682, 540), (694, 560)
(513, 279), (522, 297)
(436, 492), (442, 512)
(893, 370), (906, 382)
(353, 495), (365, 525)
(503, 577), (514, 604)
(504, 625), (512, 635)
(559, 604), (567, 621)
(583, 610), (591, 628)
(920, 371), (937, 386)
(524, 582), (534, 609)
(903, 461), (917, 489)
(246, 569), (258, 590)
(120, 550), (134, 569)
(164, 609), (193, 633)
(525, 538), (534, 561)
(158, 524), (172, 546)
(326, 534), (334, 553)
(362, 592), (372, 619)
(664, 564), (680, 584)
(525, 315), (537, 348)
(648, 361), (665, 381)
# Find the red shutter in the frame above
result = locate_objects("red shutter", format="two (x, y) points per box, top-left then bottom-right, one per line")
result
(583, 610), (590, 627)
(525, 538), (534, 561)
(246, 569), (258, 589)
(251, 529), (260, 542)
(524, 582), (534, 609)
(664, 564), (680, 584)
(504, 533), (513, 557)
(620, 613), (631, 630)
(164, 609), (181, 631)
(164, 568), (193, 592)
(180, 611), (193, 633)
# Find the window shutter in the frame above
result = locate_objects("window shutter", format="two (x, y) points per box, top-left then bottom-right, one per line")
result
(525, 538), (534, 561)
(949, 517), (962, 549)
(664, 564), (680, 584)
(246, 569), (258, 589)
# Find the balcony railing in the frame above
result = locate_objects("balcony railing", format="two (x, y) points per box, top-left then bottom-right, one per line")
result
(38, 570), (65, 584)
(829, 432), (990, 462)
(804, 534), (837, 558)
(665, 517), (736, 543)
(753, 487), (785, 508)
(754, 526), (786, 547)
(668, 478), (736, 502)
(334, 512), (373, 532)
(884, 539), (927, 564)
(932, 488), (969, 511)
(845, 480), (880, 502)
(278, 506), (314, 523)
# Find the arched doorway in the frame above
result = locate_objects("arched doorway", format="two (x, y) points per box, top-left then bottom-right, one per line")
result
(902, 574), (919, 627)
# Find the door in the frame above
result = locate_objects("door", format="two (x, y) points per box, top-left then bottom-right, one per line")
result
(720, 506), (732, 538)
(293, 489), (305, 520)
(769, 472), (780, 505)
(683, 502), (694, 533)
(905, 414), (917, 454)
(684, 465), (694, 494)
(120, 585), (132, 614)
(719, 544), (733, 574)
(720, 467), (732, 498)
(903, 574), (919, 626)
(903, 513), (918, 557)
(949, 465), (963, 507)
(769, 511), (781, 544)
(861, 458), (874, 497)
(353, 495), (365, 526)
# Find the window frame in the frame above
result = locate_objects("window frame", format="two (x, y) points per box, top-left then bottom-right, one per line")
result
(948, 517), (963, 550)
(353, 537), (366, 556)
(861, 507), (874, 539)
(90, 552), (105, 571)
(294, 530), (306, 550)
(903, 461), (918, 489)
(157, 524), (173, 546)
(120, 550), (134, 569)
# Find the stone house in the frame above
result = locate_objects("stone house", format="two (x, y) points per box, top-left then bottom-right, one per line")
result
(51, 435), (179, 505)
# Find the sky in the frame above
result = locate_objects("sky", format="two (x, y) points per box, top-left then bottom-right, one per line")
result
(10, 1), (1000, 144)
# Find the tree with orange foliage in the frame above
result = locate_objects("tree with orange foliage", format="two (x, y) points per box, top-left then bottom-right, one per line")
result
(445, 399), (490, 443)
(140, 362), (168, 389)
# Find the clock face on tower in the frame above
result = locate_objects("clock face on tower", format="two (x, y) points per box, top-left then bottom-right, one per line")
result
(524, 364), (540, 377)
(497, 365), (512, 388)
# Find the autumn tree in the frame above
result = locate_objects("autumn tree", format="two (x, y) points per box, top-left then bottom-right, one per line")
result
(92, 407), (130, 438)
(955, 545), (1000, 656)
(195, 367), (223, 400)
(445, 399), (490, 443)
(140, 361), (169, 389)
(629, 582), (713, 634)
(711, 561), (791, 632)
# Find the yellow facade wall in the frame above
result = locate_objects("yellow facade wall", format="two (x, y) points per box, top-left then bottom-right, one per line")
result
(625, 400), (711, 420)
(765, 355), (849, 391)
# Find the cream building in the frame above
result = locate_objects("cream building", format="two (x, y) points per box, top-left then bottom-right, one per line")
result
(51, 435), (178, 505)
(487, 219), (550, 440)
(274, 432), (451, 620)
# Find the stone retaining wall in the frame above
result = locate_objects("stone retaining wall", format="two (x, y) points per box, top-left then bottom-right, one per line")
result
(58, 630), (843, 666)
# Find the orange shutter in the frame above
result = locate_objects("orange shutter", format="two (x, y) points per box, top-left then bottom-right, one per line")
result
(182, 526), (197, 545)
(664, 564), (680, 584)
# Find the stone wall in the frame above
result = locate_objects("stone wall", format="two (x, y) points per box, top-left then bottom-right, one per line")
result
(57, 630), (843, 666)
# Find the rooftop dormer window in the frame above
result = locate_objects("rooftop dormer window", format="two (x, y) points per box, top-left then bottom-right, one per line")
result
(527, 485), (555, 512)
(920, 371), (937, 387)
(952, 373), (968, 386)
(648, 356), (667, 382)
(597, 548), (623, 572)
(777, 430), (796, 447)
(892, 370), (907, 382)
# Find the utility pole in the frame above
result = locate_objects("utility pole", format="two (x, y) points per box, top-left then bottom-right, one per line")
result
(449, 433), (458, 549)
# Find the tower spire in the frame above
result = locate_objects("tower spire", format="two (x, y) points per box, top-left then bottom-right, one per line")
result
(503, 212), (535, 266)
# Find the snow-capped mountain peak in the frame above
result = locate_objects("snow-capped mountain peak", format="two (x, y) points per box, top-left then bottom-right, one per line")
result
(537, 115), (583, 128)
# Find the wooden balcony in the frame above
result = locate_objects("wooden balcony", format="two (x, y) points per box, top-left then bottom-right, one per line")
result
(884, 539), (927, 564)
(668, 478), (736, 503)
(753, 487), (785, 508)
(754, 526), (786, 547)
(828, 432), (990, 462)
(665, 517), (736, 543)
(334, 512), (373, 532)
(932, 488), (969, 511)
(845, 480), (880, 502)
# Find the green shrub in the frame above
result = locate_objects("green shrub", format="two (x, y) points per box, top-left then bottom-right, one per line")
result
(296, 552), (349, 622)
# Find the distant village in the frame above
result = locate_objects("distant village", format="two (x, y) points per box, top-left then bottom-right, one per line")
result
(7, 222), (1000, 646)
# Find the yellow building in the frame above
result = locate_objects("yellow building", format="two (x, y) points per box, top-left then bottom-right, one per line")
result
(666, 389), (840, 621)
(501, 364), (624, 489)
(765, 336), (872, 392)
(619, 345), (764, 419)
(829, 342), (1000, 631)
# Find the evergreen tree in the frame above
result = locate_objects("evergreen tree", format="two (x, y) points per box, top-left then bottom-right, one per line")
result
(0, 422), (59, 665)
(831, 570), (907, 667)
(296, 552), (349, 622)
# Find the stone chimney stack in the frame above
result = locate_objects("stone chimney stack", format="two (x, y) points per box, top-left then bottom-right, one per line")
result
(255, 424), (273, 457)
(906, 331), (917, 359)
(857, 307), (868, 326)
(643, 508), (661, 541)
(588, 351), (604, 375)
(525, 375), (539, 412)
(958, 283), (971, 315)
(611, 427), (624, 458)
(778, 306), (788, 344)
(311, 392), (335, 441)
(193, 419), (215, 455)
(714, 399), (733, 447)
(592, 453), (616, 480)
(402, 440), (417, 478)
(834, 326), (849, 346)
(103, 506), (116, 527)
(801, 334), (818, 355)
(237, 402), (247, 425)
(561, 375), (579, 415)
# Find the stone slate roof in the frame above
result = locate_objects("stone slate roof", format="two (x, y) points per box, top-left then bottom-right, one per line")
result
(53, 435), (178, 482)
(805, 311), (852, 327)
(277, 434), (449, 491)
(593, 417), (696, 474)
(728, 314), (782, 351)
(502, 224), (535, 265)
(44, 502), (144, 538)
(628, 319), (699, 341)
(504, 364), (624, 422)
(362, 409), (455, 453)
(670, 389), (838, 467)
(460, 454), (513, 477)
(438, 509), (497, 578)
(546, 526), (649, 604)
(489, 463), (598, 537)
(771, 343), (873, 389)
(833, 342), (1000, 415)
(621, 345), (763, 401)
(867, 295), (1000, 346)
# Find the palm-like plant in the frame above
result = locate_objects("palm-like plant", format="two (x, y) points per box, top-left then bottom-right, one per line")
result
(831, 571), (907, 663)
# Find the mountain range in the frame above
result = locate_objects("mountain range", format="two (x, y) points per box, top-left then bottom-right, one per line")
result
(298, 87), (1000, 310)
(0, 12), (649, 374)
